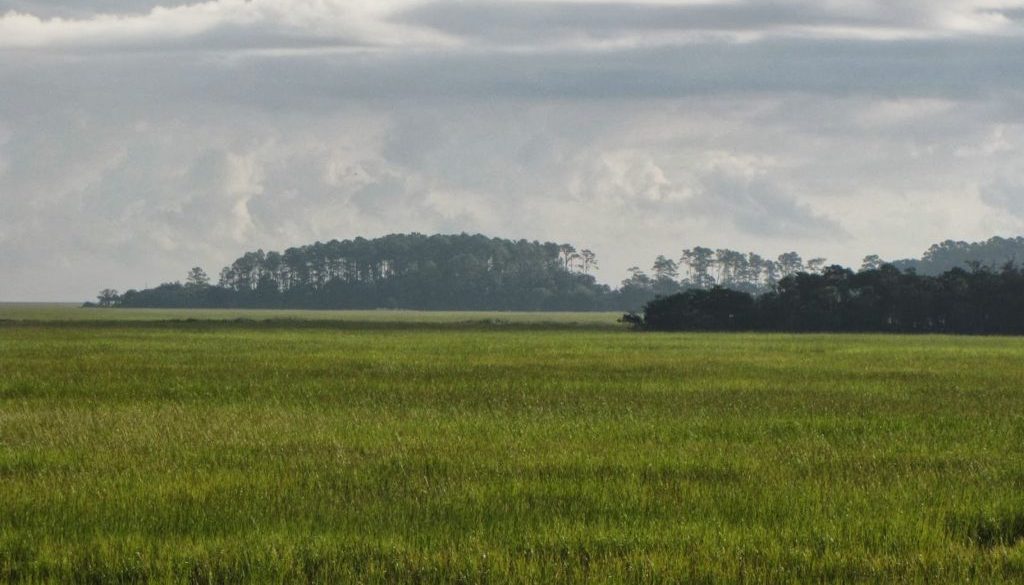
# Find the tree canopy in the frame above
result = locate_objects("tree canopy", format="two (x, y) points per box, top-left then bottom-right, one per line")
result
(633, 263), (1024, 334)
(94, 232), (1024, 322)
(892, 236), (1024, 275)
(115, 233), (611, 311)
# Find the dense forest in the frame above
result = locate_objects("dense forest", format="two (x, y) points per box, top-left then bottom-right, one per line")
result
(92, 232), (1024, 316)
(616, 247), (825, 308)
(629, 263), (1024, 334)
(891, 236), (1024, 275)
(103, 234), (612, 311)
(94, 234), (830, 310)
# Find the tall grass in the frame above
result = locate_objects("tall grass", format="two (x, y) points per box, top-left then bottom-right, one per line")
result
(2, 318), (1024, 582)
(0, 304), (625, 325)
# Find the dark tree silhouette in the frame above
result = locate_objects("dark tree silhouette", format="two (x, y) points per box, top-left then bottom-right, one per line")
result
(96, 289), (120, 307)
(186, 267), (210, 288)
(631, 263), (1024, 334)
(95, 233), (1024, 324)
(116, 234), (615, 311)
(861, 255), (884, 271)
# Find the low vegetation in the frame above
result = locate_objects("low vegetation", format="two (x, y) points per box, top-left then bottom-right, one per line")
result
(2, 307), (1024, 582)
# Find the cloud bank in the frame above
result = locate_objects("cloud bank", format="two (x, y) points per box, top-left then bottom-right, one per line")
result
(2, 0), (1024, 300)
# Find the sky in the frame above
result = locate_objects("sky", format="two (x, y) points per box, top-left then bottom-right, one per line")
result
(3, 1), (1024, 301)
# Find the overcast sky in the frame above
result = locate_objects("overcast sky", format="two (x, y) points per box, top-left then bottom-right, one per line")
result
(3, 0), (1024, 300)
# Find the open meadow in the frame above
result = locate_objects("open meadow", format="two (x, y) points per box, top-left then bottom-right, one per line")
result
(2, 305), (1024, 583)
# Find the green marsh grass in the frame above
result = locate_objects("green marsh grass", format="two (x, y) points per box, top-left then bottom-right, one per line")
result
(0, 303), (623, 326)
(1, 310), (1024, 582)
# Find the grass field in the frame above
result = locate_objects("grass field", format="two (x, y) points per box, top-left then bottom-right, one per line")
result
(0, 304), (624, 326)
(2, 306), (1024, 583)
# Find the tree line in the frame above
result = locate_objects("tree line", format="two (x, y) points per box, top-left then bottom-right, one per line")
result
(892, 236), (1024, 275)
(91, 232), (1024, 321)
(100, 234), (613, 311)
(616, 247), (829, 308)
(94, 234), (840, 311)
(629, 263), (1024, 334)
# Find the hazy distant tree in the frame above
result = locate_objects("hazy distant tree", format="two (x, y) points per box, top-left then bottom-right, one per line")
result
(118, 232), (1024, 317)
(218, 267), (232, 288)
(97, 289), (120, 308)
(185, 267), (210, 288)
(114, 234), (618, 311)
(743, 253), (767, 291)
(569, 252), (583, 272)
(558, 244), (578, 271)
(580, 249), (598, 274)
(777, 252), (804, 277)
(652, 255), (679, 280)
(715, 249), (747, 286)
(681, 247), (716, 289)
(763, 260), (781, 287)
(861, 255), (884, 271)
(806, 257), (828, 274)
(893, 236), (1024, 275)
(649, 255), (679, 297)
(613, 266), (655, 310)
(623, 266), (652, 287)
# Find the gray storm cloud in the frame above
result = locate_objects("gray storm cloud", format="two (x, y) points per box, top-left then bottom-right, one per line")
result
(2, 0), (1024, 300)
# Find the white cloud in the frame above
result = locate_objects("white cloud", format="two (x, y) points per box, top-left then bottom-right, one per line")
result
(2, 0), (1024, 53)
(395, 0), (1024, 49)
(3, 1), (1024, 300)
(0, 0), (448, 50)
